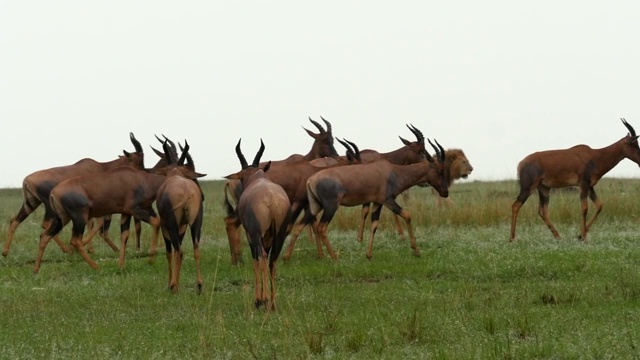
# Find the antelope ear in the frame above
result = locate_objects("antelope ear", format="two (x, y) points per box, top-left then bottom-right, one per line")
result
(399, 136), (411, 146)
(194, 172), (207, 178)
(123, 150), (131, 157)
(150, 146), (165, 158)
(224, 172), (240, 180)
(630, 135), (640, 143)
(303, 127), (319, 139)
(262, 161), (272, 173)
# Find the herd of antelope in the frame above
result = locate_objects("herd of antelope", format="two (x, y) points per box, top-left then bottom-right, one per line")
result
(4, 116), (640, 311)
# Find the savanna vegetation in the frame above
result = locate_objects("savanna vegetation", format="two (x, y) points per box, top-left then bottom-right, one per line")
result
(1, 178), (640, 359)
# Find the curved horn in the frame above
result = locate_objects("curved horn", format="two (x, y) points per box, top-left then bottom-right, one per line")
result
(251, 139), (265, 167)
(336, 138), (354, 158)
(428, 138), (445, 162)
(427, 138), (441, 162)
(320, 116), (333, 134)
(407, 124), (425, 144)
(162, 140), (177, 165)
(235, 139), (248, 169)
(621, 118), (637, 138)
(345, 139), (360, 159)
(177, 140), (190, 166)
(184, 150), (194, 170)
(129, 132), (143, 153)
(308, 117), (326, 133)
(163, 135), (178, 158)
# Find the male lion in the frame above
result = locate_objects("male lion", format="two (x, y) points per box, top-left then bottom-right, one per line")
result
(433, 148), (473, 206)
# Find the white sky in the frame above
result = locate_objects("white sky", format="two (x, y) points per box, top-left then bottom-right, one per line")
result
(1, 1), (640, 188)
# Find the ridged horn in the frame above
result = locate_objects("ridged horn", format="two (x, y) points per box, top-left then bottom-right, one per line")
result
(129, 132), (143, 153)
(235, 139), (248, 169)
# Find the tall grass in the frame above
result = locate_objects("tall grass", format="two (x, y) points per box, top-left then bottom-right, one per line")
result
(1, 178), (640, 358)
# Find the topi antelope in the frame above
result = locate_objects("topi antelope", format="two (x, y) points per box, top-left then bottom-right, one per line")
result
(223, 138), (360, 263)
(156, 140), (205, 294)
(510, 118), (640, 242)
(306, 138), (449, 260)
(82, 135), (181, 253)
(280, 138), (362, 261)
(34, 142), (204, 273)
(224, 116), (339, 264)
(3, 133), (145, 258)
(224, 139), (291, 310)
(354, 124), (432, 243)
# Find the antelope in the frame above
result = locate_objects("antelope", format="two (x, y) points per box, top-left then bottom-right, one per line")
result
(279, 139), (362, 261)
(306, 139), (448, 260)
(34, 142), (204, 273)
(156, 140), (205, 294)
(82, 135), (179, 253)
(3, 133), (145, 258)
(223, 138), (360, 262)
(224, 116), (339, 264)
(353, 124), (432, 243)
(510, 118), (640, 242)
(224, 139), (291, 310)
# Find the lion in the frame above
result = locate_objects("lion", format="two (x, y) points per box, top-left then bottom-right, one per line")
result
(433, 148), (473, 205)
(408, 148), (473, 206)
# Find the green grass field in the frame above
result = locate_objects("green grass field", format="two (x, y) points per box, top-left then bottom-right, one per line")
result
(1, 179), (640, 359)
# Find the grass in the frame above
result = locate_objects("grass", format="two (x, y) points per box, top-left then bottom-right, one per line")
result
(1, 178), (640, 359)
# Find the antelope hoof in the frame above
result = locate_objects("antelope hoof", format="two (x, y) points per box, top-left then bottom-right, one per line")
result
(255, 299), (267, 309)
(196, 283), (203, 295)
(2, 250), (8, 257)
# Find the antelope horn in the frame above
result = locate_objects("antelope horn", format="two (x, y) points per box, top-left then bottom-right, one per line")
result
(427, 138), (442, 162)
(308, 117), (326, 133)
(163, 135), (178, 159)
(407, 124), (425, 144)
(177, 140), (190, 166)
(621, 118), (637, 138)
(129, 132), (143, 153)
(252, 139), (265, 167)
(320, 116), (333, 134)
(429, 138), (445, 162)
(336, 138), (354, 158)
(177, 141), (194, 168)
(162, 140), (177, 165)
(345, 139), (360, 159)
(235, 139), (249, 169)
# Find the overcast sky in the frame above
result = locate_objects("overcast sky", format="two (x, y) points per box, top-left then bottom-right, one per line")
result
(1, 1), (640, 189)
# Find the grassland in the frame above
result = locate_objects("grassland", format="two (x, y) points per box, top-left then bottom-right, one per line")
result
(1, 178), (640, 359)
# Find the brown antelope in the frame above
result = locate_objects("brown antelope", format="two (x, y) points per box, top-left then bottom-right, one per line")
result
(510, 118), (640, 242)
(306, 139), (449, 260)
(34, 143), (204, 273)
(353, 124), (431, 243)
(225, 139), (291, 310)
(224, 138), (360, 263)
(279, 139), (362, 261)
(3, 133), (145, 258)
(224, 116), (339, 264)
(156, 140), (205, 294)
(83, 135), (179, 253)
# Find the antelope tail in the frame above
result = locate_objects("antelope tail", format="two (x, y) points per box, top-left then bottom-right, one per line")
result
(223, 182), (236, 217)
